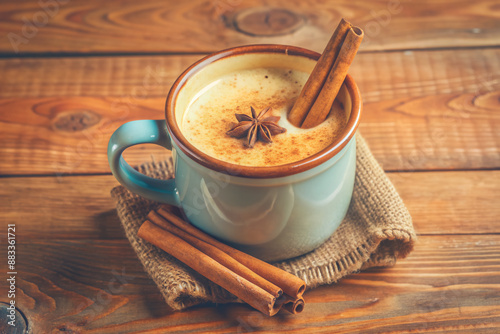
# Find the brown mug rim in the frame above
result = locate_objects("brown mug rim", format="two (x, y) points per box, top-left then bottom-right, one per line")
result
(165, 44), (362, 179)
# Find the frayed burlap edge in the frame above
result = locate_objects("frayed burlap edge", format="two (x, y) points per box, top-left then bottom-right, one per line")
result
(111, 133), (416, 310)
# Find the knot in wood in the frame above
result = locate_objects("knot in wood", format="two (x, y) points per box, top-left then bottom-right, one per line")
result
(233, 8), (305, 37)
(53, 110), (100, 132)
(0, 302), (28, 333)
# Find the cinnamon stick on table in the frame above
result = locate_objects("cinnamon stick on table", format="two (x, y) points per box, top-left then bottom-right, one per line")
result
(147, 210), (283, 299)
(287, 18), (363, 129)
(156, 206), (306, 298)
(287, 18), (351, 127)
(282, 295), (305, 315)
(138, 220), (283, 316)
(137, 207), (307, 316)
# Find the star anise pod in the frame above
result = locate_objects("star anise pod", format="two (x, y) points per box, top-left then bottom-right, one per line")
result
(226, 106), (287, 148)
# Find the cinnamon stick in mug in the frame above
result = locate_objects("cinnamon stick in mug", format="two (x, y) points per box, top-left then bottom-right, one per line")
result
(287, 18), (352, 127)
(301, 26), (363, 128)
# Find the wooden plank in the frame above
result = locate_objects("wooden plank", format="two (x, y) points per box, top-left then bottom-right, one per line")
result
(360, 90), (500, 171)
(0, 175), (124, 240)
(1, 171), (498, 240)
(1, 49), (498, 101)
(0, 90), (498, 175)
(0, 55), (202, 99)
(1, 48), (499, 174)
(0, 96), (171, 175)
(352, 49), (500, 105)
(389, 171), (500, 235)
(0, 0), (499, 54)
(0, 235), (498, 333)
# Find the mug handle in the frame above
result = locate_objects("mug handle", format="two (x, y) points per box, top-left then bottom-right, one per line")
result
(107, 119), (180, 206)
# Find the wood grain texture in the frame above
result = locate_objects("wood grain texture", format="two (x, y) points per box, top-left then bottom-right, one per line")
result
(0, 235), (498, 333)
(0, 96), (171, 175)
(361, 89), (500, 171)
(0, 89), (498, 175)
(0, 55), (202, 99)
(1, 171), (498, 240)
(0, 1), (498, 332)
(0, 0), (499, 54)
(352, 48), (500, 105)
(1, 49), (499, 174)
(1, 49), (499, 100)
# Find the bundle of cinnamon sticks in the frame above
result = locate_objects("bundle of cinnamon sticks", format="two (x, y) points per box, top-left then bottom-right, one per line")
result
(288, 18), (363, 128)
(137, 205), (306, 316)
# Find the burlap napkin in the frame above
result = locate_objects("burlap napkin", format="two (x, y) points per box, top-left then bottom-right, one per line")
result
(111, 133), (416, 310)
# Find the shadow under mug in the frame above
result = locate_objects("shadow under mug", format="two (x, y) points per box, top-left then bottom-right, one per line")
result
(108, 45), (362, 261)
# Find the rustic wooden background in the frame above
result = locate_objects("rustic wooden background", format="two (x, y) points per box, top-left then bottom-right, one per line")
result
(0, 0), (499, 332)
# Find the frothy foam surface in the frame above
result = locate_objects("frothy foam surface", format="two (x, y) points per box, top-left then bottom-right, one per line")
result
(181, 67), (347, 167)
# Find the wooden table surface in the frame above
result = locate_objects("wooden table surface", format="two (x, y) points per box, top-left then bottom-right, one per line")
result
(1, 1), (499, 333)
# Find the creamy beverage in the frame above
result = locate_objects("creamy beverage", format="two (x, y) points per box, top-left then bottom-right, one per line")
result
(181, 67), (347, 167)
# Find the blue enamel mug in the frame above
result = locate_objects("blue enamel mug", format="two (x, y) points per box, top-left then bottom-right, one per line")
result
(108, 45), (362, 261)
